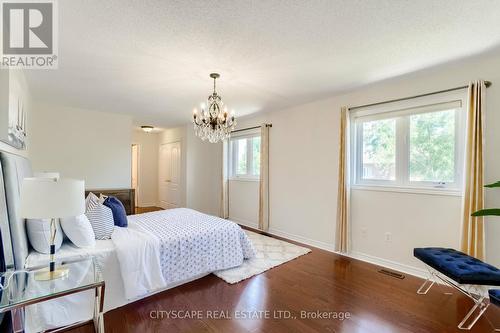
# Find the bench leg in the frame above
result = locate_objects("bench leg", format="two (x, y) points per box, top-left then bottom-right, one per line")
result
(417, 274), (436, 295)
(458, 296), (489, 330)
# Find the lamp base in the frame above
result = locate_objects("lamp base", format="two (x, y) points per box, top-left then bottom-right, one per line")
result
(34, 267), (69, 281)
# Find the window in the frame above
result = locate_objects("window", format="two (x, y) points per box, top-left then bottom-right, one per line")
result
(352, 92), (465, 192)
(230, 133), (261, 179)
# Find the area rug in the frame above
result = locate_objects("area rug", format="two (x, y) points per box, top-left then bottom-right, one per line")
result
(213, 230), (311, 284)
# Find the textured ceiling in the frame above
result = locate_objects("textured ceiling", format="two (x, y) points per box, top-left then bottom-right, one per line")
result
(26, 0), (500, 127)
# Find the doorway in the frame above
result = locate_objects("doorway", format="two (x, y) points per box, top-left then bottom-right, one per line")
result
(159, 141), (181, 209)
(131, 144), (140, 206)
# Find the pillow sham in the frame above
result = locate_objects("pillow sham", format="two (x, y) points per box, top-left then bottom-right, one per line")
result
(85, 192), (102, 212)
(26, 218), (63, 254)
(103, 196), (128, 227)
(85, 203), (114, 240)
(60, 214), (96, 248)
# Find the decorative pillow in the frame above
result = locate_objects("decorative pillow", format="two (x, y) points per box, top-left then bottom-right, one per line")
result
(85, 203), (114, 240)
(103, 196), (128, 227)
(60, 214), (96, 248)
(26, 218), (64, 254)
(85, 192), (102, 212)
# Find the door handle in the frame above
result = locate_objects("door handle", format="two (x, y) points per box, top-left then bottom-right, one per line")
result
(165, 179), (171, 182)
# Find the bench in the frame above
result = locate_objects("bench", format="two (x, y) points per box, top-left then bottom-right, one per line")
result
(414, 247), (500, 330)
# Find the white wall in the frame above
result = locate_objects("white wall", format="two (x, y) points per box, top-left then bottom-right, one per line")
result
(185, 126), (221, 216)
(205, 49), (500, 275)
(228, 180), (259, 227)
(132, 130), (159, 206)
(28, 104), (133, 189)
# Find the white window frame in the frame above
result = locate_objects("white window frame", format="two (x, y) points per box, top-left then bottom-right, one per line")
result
(350, 90), (467, 195)
(229, 129), (261, 181)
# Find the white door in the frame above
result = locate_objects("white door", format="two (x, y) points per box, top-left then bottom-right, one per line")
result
(159, 142), (181, 209)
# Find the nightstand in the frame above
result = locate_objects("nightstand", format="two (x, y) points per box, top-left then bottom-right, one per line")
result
(0, 258), (105, 333)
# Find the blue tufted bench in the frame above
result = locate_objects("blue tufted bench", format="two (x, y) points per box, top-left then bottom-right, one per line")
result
(414, 248), (500, 285)
(414, 247), (500, 330)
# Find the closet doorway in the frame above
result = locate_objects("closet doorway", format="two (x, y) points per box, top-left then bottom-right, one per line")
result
(131, 144), (140, 206)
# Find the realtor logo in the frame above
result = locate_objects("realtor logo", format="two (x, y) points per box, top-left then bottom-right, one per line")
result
(1, 0), (58, 69)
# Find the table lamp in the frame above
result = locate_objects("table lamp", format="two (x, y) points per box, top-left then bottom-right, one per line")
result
(19, 178), (85, 280)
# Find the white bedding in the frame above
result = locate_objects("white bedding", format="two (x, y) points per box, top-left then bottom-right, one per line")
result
(115, 208), (255, 299)
(23, 209), (255, 332)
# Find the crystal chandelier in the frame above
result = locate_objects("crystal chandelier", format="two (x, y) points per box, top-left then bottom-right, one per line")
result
(192, 73), (236, 143)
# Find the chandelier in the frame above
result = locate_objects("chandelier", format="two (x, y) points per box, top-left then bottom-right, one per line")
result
(192, 73), (236, 143)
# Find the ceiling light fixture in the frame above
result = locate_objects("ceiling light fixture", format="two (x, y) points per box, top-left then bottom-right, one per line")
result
(192, 73), (236, 143)
(141, 125), (154, 133)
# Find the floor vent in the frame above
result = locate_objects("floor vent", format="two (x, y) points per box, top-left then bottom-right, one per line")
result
(378, 268), (405, 280)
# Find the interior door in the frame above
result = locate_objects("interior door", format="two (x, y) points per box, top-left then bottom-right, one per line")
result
(159, 141), (181, 209)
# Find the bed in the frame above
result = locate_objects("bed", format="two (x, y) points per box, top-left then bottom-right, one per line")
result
(0, 151), (255, 332)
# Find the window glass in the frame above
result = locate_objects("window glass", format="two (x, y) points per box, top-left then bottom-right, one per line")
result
(409, 110), (455, 182)
(362, 118), (396, 180)
(236, 139), (247, 175)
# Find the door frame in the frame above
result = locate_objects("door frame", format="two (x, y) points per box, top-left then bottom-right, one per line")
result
(131, 143), (141, 207)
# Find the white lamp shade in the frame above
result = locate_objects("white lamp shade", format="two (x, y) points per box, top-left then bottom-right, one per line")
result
(19, 178), (85, 219)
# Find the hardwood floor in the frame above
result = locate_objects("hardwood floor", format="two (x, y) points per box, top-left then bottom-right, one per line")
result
(66, 238), (500, 333)
(135, 206), (164, 214)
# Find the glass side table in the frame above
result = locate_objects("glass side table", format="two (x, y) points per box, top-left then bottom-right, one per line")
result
(0, 258), (105, 333)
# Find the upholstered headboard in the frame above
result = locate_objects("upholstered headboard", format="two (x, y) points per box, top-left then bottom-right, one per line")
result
(0, 152), (32, 270)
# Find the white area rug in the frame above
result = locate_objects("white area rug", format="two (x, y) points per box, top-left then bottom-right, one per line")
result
(214, 230), (311, 284)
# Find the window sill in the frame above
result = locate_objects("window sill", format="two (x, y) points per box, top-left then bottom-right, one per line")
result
(351, 184), (462, 197)
(229, 178), (260, 182)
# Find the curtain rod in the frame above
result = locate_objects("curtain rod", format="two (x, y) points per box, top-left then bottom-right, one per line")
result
(231, 123), (272, 134)
(349, 80), (492, 111)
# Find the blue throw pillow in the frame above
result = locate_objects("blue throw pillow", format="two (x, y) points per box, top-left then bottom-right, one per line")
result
(103, 196), (128, 227)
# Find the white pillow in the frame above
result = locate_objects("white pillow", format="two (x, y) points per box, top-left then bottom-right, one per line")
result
(26, 218), (64, 254)
(85, 203), (114, 240)
(60, 214), (96, 248)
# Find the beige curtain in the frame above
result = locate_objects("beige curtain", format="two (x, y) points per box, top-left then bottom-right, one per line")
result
(259, 124), (270, 231)
(335, 107), (349, 253)
(461, 80), (486, 260)
(220, 140), (229, 219)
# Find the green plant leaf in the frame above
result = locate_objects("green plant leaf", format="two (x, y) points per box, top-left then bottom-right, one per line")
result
(485, 181), (500, 188)
(471, 208), (500, 217)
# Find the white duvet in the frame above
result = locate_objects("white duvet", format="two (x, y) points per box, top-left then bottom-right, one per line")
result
(112, 208), (255, 300)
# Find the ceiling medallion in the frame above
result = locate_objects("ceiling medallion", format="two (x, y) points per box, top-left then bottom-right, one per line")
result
(192, 73), (236, 143)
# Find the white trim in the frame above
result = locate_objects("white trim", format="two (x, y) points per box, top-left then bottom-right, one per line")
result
(267, 227), (337, 253)
(348, 251), (427, 279)
(230, 217), (259, 230)
(351, 184), (462, 197)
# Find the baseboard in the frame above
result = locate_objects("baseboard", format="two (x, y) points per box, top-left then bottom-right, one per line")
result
(267, 227), (337, 253)
(349, 251), (427, 279)
(229, 217), (259, 230)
